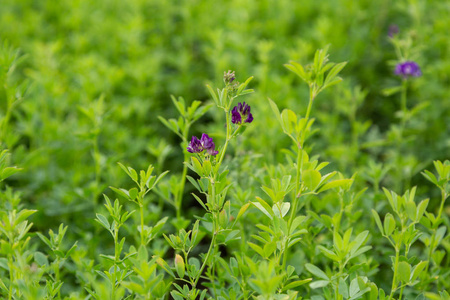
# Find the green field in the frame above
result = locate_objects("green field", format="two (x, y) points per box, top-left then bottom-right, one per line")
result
(0, 0), (449, 299)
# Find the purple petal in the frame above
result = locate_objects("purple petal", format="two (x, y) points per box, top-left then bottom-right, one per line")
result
(231, 107), (242, 124)
(245, 113), (253, 123)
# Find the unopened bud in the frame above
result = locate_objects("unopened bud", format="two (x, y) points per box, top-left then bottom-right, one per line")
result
(175, 254), (185, 278)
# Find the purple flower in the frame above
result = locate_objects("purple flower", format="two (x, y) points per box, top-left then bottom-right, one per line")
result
(395, 61), (422, 78)
(200, 134), (218, 156)
(231, 102), (253, 125)
(187, 134), (218, 156)
(388, 24), (399, 37)
(187, 136), (203, 153)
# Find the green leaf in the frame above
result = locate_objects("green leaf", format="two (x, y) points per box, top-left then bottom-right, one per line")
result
(236, 76), (254, 95)
(95, 213), (110, 231)
(155, 257), (176, 278)
(268, 98), (284, 131)
(36, 232), (52, 249)
(405, 201), (417, 221)
(248, 242), (264, 257)
(34, 252), (48, 266)
(128, 187), (138, 200)
(339, 278), (349, 298)
(272, 202), (290, 218)
(16, 209), (37, 224)
(190, 157), (204, 176)
(110, 186), (130, 200)
(236, 203), (250, 222)
(318, 246), (339, 262)
(384, 213), (395, 236)
(305, 263), (329, 280)
(252, 197), (274, 219)
(411, 261), (427, 281)
(309, 280), (329, 289)
(282, 278), (312, 291)
(206, 84), (219, 106)
(349, 278), (360, 297)
(303, 169), (322, 191)
(381, 86), (402, 96)
(350, 231), (369, 256)
(1, 167), (22, 180)
(263, 241), (277, 258)
(371, 209), (384, 235)
(416, 199), (429, 221)
(398, 261), (411, 283)
(324, 62), (347, 88)
(318, 179), (353, 193)
(421, 170), (438, 186)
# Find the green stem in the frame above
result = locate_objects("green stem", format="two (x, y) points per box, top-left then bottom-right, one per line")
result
(389, 248), (400, 300)
(397, 79), (408, 192)
(176, 158), (188, 219)
(112, 227), (119, 300)
(400, 79), (408, 126)
(282, 92), (315, 270)
(140, 202), (145, 246)
(217, 110), (231, 167)
(176, 125), (191, 219)
(399, 285), (404, 300)
(55, 258), (61, 299)
(8, 254), (13, 300)
(193, 212), (217, 288)
(425, 190), (447, 274)
(1, 105), (11, 147)
(282, 145), (301, 270)
(305, 89), (314, 121)
(436, 189), (447, 222)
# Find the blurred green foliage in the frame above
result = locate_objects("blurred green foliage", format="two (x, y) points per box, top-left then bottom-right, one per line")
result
(0, 0), (449, 298)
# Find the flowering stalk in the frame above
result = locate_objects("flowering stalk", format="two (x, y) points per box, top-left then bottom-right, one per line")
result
(187, 71), (254, 291)
(393, 61), (421, 190)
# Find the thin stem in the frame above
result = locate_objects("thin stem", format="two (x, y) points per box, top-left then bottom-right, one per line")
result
(436, 189), (447, 222)
(92, 135), (101, 202)
(177, 157), (188, 219)
(193, 213), (217, 288)
(55, 258), (61, 299)
(176, 125), (191, 219)
(389, 248), (400, 300)
(400, 79), (408, 123)
(425, 190), (447, 274)
(305, 88), (315, 121)
(8, 254), (13, 300)
(112, 227), (119, 300)
(397, 79), (408, 192)
(282, 91), (315, 270)
(217, 110), (231, 167)
(140, 202), (145, 246)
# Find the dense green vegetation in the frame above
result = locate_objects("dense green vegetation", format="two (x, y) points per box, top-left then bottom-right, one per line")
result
(0, 0), (449, 299)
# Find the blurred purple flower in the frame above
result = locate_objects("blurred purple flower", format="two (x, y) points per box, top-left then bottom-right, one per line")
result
(388, 24), (399, 37)
(231, 102), (253, 125)
(187, 134), (218, 155)
(395, 61), (422, 78)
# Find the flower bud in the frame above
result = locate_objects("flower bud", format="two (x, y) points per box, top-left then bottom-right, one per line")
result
(175, 254), (185, 278)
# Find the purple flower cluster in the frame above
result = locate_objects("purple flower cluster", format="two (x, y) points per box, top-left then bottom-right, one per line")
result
(395, 61), (422, 78)
(388, 24), (399, 38)
(224, 70), (236, 84)
(231, 102), (253, 125)
(187, 133), (219, 156)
